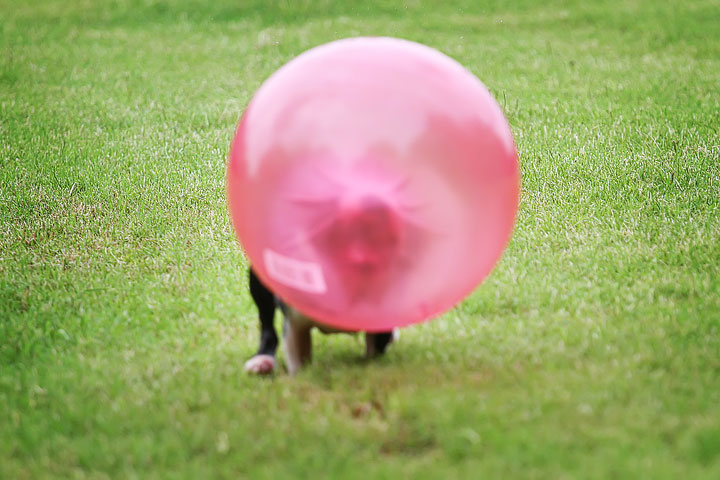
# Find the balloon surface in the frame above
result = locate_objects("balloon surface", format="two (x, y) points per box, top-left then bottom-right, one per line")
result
(227, 37), (519, 331)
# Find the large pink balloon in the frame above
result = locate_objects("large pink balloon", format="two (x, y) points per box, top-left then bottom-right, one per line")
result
(227, 37), (519, 332)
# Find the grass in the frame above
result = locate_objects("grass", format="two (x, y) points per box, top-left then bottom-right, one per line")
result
(1, 0), (719, 477)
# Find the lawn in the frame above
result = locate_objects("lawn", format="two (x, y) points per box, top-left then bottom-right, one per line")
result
(1, 0), (719, 477)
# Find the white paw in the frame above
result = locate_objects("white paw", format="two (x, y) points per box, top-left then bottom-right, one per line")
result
(244, 354), (276, 375)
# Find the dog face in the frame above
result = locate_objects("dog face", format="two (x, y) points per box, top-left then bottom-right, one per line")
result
(313, 195), (404, 305)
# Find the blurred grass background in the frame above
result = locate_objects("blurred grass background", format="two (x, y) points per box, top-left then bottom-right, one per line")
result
(1, 0), (719, 477)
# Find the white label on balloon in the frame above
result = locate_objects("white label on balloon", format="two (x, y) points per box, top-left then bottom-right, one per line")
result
(263, 249), (327, 294)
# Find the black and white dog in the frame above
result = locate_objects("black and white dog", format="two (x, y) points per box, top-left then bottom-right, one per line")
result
(244, 267), (395, 375)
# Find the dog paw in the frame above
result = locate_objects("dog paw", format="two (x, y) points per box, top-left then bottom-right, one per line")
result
(244, 354), (276, 375)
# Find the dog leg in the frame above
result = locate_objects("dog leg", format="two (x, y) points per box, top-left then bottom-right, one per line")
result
(244, 268), (278, 375)
(282, 309), (312, 375)
(365, 330), (396, 358)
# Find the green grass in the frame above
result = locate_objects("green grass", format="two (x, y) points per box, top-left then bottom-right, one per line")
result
(2, 0), (719, 477)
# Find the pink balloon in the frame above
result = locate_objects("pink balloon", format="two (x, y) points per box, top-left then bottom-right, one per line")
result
(227, 37), (519, 331)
